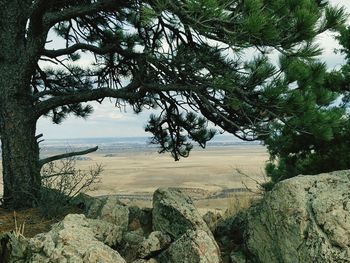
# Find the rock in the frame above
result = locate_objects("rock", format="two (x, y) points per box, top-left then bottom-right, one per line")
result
(29, 214), (126, 262)
(128, 206), (153, 234)
(87, 196), (129, 232)
(157, 229), (221, 263)
(202, 210), (222, 232)
(138, 231), (171, 258)
(123, 230), (145, 247)
(71, 193), (97, 211)
(214, 212), (247, 263)
(88, 218), (123, 247)
(245, 170), (350, 263)
(153, 188), (213, 240)
(230, 250), (247, 263)
(132, 259), (158, 263)
(119, 230), (145, 262)
(0, 232), (29, 263)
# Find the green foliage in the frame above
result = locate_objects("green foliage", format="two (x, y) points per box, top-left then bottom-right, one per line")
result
(31, 0), (347, 160)
(145, 111), (216, 160)
(38, 187), (69, 219)
(261, 28), (350, 188)
(1, 0), (348, 209)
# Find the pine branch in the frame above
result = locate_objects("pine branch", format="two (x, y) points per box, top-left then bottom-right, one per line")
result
(43, 0), (130, 27)
(42, 43), (140, 59)
(34, 82), (200, 117)
(39, 146), (98, 167)
(35, 85), (142, 117)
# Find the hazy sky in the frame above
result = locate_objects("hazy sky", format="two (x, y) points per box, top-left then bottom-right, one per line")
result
(37, 0), (350, 139)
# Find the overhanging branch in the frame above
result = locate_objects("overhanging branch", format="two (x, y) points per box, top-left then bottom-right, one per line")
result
(42, 43), (140, 59)
(43, 0), (130, 26)
(34, 82), (200, 118)
(39, 146), (98, 167)
(34, 85), (143, 117)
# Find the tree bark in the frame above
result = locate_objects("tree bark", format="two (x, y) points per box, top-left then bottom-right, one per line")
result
(0, 99), (41, 208)
(0, 1), (42, 208)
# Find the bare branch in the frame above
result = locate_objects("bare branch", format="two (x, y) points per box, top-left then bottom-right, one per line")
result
(42, 172), (75, 179)
(35, 133), (44, 140)
(39, 146), (98, 167)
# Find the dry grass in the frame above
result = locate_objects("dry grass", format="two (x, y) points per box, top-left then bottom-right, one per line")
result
(0, 145), (268, 237)
(0, 208), (56, 237)
(224, 193), (260, 218)
(0, 206), (83, 238)
(0, 145), (268, 198)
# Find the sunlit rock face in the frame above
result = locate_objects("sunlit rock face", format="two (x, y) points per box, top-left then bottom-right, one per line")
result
(245, 170), (350, 263)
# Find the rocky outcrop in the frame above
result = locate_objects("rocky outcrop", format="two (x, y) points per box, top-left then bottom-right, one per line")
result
(29, 214), (126, 262)
(152, 188), (213, 240)
(87, 196), (130, 232)
(138, 231), (171, 258)
(0, 214), (126, 263)
(128, 206), (153, 234)
(214, 212), (247, 262)
(132, 259), (158, 263)
(245, 170), (350, 263)
(157, 229), (221, 263)
(0, 232), (29, 263)
(1, 188), (226, 263)
(202, 211), (222, 232)
(120, 230), (145, 262)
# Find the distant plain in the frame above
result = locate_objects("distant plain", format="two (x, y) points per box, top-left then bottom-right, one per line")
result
(0, 141), (268, 213)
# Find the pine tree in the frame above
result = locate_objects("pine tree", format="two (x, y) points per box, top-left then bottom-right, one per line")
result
(261, 11), (350, 189)
(0, 0), (345, 208)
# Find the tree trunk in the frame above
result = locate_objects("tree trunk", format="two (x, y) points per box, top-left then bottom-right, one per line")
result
(0, 1), (43, 208)
(0, 97), (41, 208)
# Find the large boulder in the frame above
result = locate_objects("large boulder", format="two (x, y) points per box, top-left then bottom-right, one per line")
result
(152, 188), (213, 240)
(86, 196), (129, 232)
(29, 214), (126, 262)
(157, 229), (221, 263)
(245, 170), (350, 263)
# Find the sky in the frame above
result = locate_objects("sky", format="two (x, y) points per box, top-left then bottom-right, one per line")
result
(37, 0), (350, 139)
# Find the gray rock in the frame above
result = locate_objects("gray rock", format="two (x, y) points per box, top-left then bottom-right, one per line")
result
(123, 230), (145, 247)
(152, 188), (213, 240)
(230, 251), (247, 263)
(119, 230), (145, 262)
(70, 193), (97, 211)
(88, 218), (123, 247)
(132, 259), (158, 263)
(138, 231), (171, 258)
(0, 232), (29, 263)
(29, 214), (126, 263)
(157, 229), (221, 263)
(245, 170), (350, 263)
(87, 196), (129, 232)
(202, 210), (222, 232)
(128, 206), (153, 234)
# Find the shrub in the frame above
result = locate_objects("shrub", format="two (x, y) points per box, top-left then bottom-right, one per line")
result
(38, 157), (103, 218)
